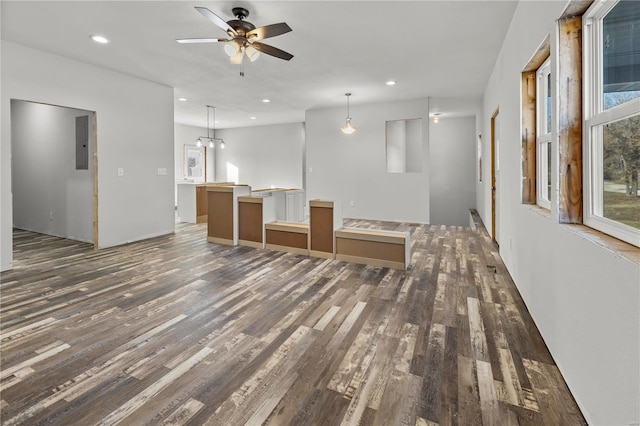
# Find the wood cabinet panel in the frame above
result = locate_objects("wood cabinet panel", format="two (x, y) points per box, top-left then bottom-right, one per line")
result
(310, 206), (334, 253)
(266, 229), (308, 249)
(239, 202), (263, 243)
(196, 185), (208, 220)
(208, 191), (233, 240)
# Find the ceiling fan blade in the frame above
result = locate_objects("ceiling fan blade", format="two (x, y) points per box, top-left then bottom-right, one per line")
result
(246, 23), (292, 40)
(195, 7), (237, 36)
(176, 38), (224, 44)
(251, 41), (294, 61)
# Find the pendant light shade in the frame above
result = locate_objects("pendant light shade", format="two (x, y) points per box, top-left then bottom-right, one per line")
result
(341, 93), (357, 134)
(341, 118), (356, 134)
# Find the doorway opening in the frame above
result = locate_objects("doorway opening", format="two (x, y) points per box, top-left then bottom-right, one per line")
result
(10, 99), (98, 250)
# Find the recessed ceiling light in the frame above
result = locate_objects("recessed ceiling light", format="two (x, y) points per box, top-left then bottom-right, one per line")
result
(250, 116), (257, 120)
(262, 99), (271, 103)
(386, 80), (397, 86)
(90, 35), (109, 44)
(178, 97), (187, 102)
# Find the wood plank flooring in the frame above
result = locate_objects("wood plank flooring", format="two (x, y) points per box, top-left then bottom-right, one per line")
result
(0, 218), (586, 425)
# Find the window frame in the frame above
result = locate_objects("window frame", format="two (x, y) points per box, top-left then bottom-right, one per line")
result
(536, 58), (553, 210)
(583, 0), (640, 247)
(520, 36), (550, 206)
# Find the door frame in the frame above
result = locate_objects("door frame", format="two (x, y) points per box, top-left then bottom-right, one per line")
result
(491, 107), (499, 244)
(92, 110), (98, 250)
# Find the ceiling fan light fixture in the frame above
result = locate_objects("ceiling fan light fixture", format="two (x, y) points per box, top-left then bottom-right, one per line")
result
(340, 93), (357, 135)
(178, 7), (294, 68)
(245, 45), (260, 62)
(229, 49), (244, 64)
(224, 43), (238, 57)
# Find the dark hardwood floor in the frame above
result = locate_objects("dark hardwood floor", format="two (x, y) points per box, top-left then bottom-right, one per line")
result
(1, 219), (585, 425)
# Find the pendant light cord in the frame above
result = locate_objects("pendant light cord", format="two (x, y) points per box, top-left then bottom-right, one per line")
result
(207, 106), (211, 139)
(346, 93), (351, 119)
(212, 107), (216, 139)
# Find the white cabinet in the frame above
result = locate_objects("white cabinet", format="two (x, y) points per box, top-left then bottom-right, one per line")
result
(283, 189), (305, 222)
(252, 188), (305, 223)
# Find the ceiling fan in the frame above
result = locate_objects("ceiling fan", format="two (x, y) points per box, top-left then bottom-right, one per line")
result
(177, 6), (293, 65)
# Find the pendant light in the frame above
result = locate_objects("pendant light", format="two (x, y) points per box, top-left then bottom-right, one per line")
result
(195, 105), (225, 148)
(341, 93), (356, 134)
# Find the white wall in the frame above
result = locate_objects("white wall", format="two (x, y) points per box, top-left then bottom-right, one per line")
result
(174, 123), (215, 184)
(478, 2), (639, 424)
(213, 122), (304, 190)
(405, 119), (423, 173)
(174, 123), (216, 205)
(306, 98), (430, 222)
(429, 116), (477, 226)
(1, 41), (175, 270)
(11, 101), (94, 242)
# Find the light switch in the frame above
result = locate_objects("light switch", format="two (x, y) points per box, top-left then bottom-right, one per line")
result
(117, 168), (124, 176)
(157, 168), (167, 175)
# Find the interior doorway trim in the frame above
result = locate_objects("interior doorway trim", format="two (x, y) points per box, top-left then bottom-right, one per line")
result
(491, 107), (499, 244)
(92, 112), (98, 251)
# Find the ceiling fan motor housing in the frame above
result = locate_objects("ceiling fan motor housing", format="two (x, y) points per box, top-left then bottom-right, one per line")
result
(227, 19), (256, 36)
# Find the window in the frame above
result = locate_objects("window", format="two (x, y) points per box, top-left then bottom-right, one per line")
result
(584, 0), (640, 246)
(521, 36), (550, 206)
(536, 58), (552, 209)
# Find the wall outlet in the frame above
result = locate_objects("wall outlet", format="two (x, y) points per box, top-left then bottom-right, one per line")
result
(350, 200), (355, 207)
(49, 211), (53, 221)
(308, 167), (313, 173)
(157, 167), (167, 175)
(117, 168), (124, 177)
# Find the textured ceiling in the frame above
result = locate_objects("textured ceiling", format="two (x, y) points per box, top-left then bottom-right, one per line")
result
(1, 1), (518, 129)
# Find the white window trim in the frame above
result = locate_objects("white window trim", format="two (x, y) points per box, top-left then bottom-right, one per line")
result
(583, 0), (640, 247)
(536, 58), (552, 210)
